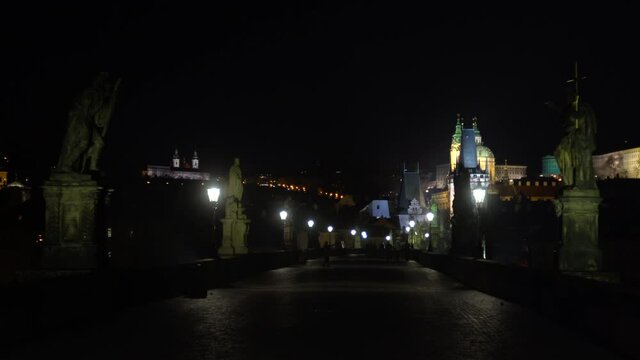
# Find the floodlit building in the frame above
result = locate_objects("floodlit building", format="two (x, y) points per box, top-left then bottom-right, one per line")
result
(592, 147), (640, 179)
(142, 149), (211, 181)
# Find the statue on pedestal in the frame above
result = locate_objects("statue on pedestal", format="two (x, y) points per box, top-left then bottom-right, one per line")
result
(42, 73), (121, 269)
(554, 65), (597, 190)
(553, 63), (602, 272)
(220, 158), (250, 257)
(56, 72), (121, 174)
(225, 157), (245, 219)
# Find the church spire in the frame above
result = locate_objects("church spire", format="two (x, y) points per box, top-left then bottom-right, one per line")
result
(192, 150), (199, 169)
(472, 116), (482, 145)
(172, 148), (180, 168)
(452, 114), (462, 143)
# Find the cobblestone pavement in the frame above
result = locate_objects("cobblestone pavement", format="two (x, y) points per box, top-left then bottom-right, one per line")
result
(7, 255), (624, 359)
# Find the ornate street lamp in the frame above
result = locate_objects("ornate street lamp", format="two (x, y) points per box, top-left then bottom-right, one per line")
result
(472, 188), (487, 259)
(208, 186), (221, 258)
(280, 210), (289, 249)
(426, 211), (434, 251)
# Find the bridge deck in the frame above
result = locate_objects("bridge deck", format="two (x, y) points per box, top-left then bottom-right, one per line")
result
(8, 255), (621, 359)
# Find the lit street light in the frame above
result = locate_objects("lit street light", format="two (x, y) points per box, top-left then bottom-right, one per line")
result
(472, 188), (487, 259)
(426, 211), (434, 252)
(327, 226), (333, 232)
(207, 186), (221, 258)
(351, 228), (361, 249)
(280, 210), (289, 249)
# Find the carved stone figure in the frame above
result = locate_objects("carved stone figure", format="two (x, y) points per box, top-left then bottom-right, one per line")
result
(227, 157), (243, 202)
(56, 73), (121, 174)
(225, 158), (244, 219)
(554, 92), (597, 189)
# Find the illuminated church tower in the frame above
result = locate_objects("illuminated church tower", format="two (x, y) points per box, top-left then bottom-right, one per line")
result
(472, 117), (496, 182)
(449, 114), (463, 171)
(449, 115), (495, 183)
(172, 149), (180, 168)
(192, 150), (199, 169)
(447, 117), (491, 217)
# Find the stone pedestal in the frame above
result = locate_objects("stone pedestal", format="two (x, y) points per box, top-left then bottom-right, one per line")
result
(558, 188), (602, 271)
(295, 230), (308, 251)
(41, 173), (101, 269)
(353, 235), (362, 249)
(283, 222), (294, 249)
(219, 218), (250, 257)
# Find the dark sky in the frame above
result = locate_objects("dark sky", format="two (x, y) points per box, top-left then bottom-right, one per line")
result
(0, 2), (636, 184)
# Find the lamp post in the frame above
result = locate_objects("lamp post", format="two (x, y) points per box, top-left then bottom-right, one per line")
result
(327, 225), (334, 248)
(426, 211), (434, 252)
(408, 220), (416, 247)
(350, 228), (361, 249)
(207, 186), (221, 258)
(280, 210), (288, 249)
(472, 188), (486, 259)
(307, 219), (315, 247)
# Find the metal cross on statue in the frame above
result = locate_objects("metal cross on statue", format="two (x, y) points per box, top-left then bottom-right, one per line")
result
(566, 61), (587, 112)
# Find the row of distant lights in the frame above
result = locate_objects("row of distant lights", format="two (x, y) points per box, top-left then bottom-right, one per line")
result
(146, 179), (344, 199)
(146, 180), (211, 186)
(263, 181), (344, 199)
(279, 210), (390, 241)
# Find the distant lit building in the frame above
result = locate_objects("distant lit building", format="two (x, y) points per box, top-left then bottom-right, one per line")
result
(541, 155), (561, 177)
(435, 163), (450, 189)
(495, 162), (527, 181)
(0, 169), (7, 189)
(397, 167), (429, 229)
(360, 200), (391, 219)
(592, 147), (640, 179)
(491, 177), (562, 201)
(450, 116), (495, 181)
(142, 149), (211, 181)
(0, 155), (8, 189)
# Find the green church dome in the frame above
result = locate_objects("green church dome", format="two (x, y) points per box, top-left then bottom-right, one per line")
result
(477, 145), (494, 159)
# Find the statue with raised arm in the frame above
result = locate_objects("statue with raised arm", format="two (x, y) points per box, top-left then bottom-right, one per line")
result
(554, 64), (597, 189)
(56, 73), (121, 174)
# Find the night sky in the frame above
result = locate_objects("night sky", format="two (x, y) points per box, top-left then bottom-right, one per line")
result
(0, 2), (636, 186)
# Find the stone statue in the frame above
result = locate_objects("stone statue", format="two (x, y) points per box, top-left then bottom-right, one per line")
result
(554, 91), (597, 189)
(56, 73), (121, 174)
(225, 158), (244, 218)
(228, 157), (243, 202)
